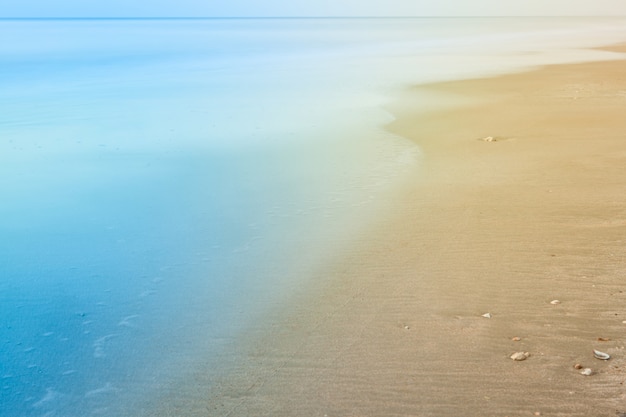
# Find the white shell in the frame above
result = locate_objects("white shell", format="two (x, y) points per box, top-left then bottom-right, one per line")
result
(593, 350), (610, 360)
(481, 313), (492, 319)
(580, 368), (593, 376)
(550, 300), (561, 305)
(510, 352), (530, 361)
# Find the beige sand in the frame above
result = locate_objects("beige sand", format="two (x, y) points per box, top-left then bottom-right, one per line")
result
(157, 49), (626, 416)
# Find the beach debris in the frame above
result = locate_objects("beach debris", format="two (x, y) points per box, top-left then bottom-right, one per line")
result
(481, 313), (492, 319)
(478, 135), (515, 142)
(534, 412), (541, 416)
(550, 300), (561, 305)
(598, 337), (610, 342)
(512, 337), (521, 342)
(403, 325), (410, 330)
(580, 368), (593, 376)
(510, 352), (530, 361)
(574, 363), (583, 370)
(593, 350), (610, 360)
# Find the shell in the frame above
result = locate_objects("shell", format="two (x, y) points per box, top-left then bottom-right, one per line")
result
(550, 300), (561, 305)
(481, 313), (492, 319)
(510, 351), (530, 361)
(593, 350), (610, 360)
(580, 368), (593, 376)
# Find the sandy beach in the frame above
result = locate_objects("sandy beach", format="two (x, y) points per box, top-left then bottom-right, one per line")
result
(155, 46), (626, 417)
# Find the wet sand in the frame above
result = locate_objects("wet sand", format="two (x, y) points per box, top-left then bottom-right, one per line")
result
(158, 48), (626, 416)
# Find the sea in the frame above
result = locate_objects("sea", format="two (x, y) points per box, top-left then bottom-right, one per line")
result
(2, 17), (626, 416)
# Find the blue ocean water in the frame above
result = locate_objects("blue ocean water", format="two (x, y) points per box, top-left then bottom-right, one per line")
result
(2, 18), (626, 416)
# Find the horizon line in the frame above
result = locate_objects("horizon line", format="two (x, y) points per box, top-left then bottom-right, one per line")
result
(0, 15), (623, 20)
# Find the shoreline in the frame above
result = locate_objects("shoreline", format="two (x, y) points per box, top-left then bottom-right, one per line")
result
(156, 48), (626, 416)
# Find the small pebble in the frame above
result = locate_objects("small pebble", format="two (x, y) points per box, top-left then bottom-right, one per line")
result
(550, 300), (561, 305)
(481, 313), (492, 319)
(512, 337), (521, 342)
(573, 363), (583, 370)
(580, 368), (593, 376)
(510, 352), (530, 361)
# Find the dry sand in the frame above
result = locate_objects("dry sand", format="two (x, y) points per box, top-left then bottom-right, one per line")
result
(158, 48), (626, 416)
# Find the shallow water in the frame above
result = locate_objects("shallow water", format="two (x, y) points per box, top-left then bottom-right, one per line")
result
(2, 17), (626, 416)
